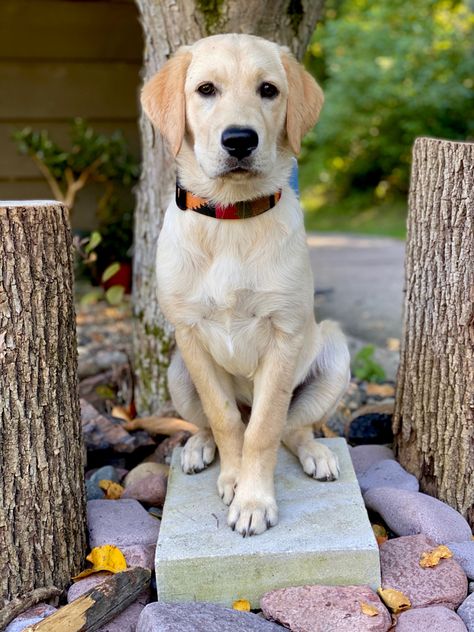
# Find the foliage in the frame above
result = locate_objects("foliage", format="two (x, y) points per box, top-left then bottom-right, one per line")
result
(13, 118), (139, 213)
(352, 344), (386, 382)
(300, 0), (474, 228)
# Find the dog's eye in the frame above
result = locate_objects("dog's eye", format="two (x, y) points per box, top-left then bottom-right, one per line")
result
(259, 82), (279, 99)
(197, 82), (217, 97)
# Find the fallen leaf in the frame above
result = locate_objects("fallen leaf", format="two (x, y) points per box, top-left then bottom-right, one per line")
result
(377, 588), (411, 614)
(419, 545), (453, 568)
(73, 545), (127, 580)
(98, 479), (124, 499)
(124, 416), (198, 436)
(232, 599), (251, 612)
(111, 405), (132, 422)
(321, 422), (339, 438)
(366, 383), (395, 398)
(372, 524), (388, 546)
(360, 601), (379, 616)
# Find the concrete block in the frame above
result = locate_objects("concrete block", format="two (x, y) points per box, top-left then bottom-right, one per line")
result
(156, 438), (380, 608)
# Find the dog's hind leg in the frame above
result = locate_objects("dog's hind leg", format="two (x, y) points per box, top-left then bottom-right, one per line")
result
(282, 320), (350, 481)
(168, 350), (216, 474)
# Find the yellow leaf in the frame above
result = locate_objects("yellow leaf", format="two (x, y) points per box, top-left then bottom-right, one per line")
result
(372, 524), (388, 546)
(111, 405), (131, 422)
(419, 545), (453, 568)
(232, 599), (251, 612)
(73, 545), (127, 580)
(321, 422), (339, 438)
(377, 588), (411, 614)
(360, 601), (379, 616)
(98, 479), (124, 499)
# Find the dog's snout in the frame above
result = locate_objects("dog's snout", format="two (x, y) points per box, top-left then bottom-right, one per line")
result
(221, 127), (259, 160)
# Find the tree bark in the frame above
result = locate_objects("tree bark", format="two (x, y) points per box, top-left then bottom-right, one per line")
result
(0, 202), (86, 608)
(133, 0), (325, 415)
(393, 137), (474, 525)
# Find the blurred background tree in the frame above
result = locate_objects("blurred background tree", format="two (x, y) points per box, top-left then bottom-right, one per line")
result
(300, 0), (474, 236)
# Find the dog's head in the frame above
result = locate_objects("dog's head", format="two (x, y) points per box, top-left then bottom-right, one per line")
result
(141, 34), (323, 199)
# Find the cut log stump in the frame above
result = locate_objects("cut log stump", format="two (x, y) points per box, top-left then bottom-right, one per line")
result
(0, 202), (86, 613)
(393, 138), (474, 525)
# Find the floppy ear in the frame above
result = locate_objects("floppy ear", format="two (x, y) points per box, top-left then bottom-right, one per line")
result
(141, 48), (192, 157)
(281, 51), (324, 155)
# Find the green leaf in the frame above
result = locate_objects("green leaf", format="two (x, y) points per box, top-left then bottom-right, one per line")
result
(101, 262), (121, 283)
(105, 285), (125, 305)
(80, 289), (103, 306)
(352, 345), (386, 383)
(85, 231), (102, 254)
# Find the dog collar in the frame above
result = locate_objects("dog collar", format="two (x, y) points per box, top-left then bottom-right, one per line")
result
(175, 183), (282, 220)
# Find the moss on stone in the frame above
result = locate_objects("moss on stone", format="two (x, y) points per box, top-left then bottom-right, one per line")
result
(197, 0), (224, 34)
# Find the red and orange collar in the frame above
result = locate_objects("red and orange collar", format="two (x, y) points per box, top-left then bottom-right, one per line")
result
(176, 183), (281, 220)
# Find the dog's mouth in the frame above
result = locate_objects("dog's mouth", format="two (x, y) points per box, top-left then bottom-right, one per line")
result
(220, 160), (260, 178)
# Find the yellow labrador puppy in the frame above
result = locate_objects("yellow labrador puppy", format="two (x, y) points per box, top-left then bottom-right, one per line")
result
(142, 34), (350, 536)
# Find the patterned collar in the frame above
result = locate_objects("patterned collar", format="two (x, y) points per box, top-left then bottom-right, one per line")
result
(175, 183), (282, 220)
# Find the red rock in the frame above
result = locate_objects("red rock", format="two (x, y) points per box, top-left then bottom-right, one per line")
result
(67, 572), (112, 602)
(260, 585), (392, 631)
(122, 544), (156, 570)
(122, 473), (167, 507)
(380, 534), (467, 609)
(395, 606), (467, 631)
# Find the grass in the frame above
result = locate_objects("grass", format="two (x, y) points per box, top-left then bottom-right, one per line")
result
(301, 188), (407, 239)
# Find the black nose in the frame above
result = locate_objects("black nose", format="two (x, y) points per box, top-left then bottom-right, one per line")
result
(221, 127), (259, 160)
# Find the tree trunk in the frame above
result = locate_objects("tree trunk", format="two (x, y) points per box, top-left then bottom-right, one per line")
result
(133, 0), (325, 415)
(393, 137), (474, 525)
(0, 202), (86, 609)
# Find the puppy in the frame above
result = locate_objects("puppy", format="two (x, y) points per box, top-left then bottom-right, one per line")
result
(141, 34), (350, 536)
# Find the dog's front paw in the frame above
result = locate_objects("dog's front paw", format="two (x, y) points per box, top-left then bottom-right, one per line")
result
(299, 440), (340, 481)
(227, 491), (278, 537)
(181, 429), (216, 474)
(217, 468), (239, 506)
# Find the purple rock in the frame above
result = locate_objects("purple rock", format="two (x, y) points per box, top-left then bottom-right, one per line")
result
(458, 593), (474, 631)
(380, 534), (467, 609)
(122, 473), (167, 507)
(96, 591), (150, 631)
(364, 487), (472, 543)
(447, 542), (474, 580)
(261, 584), (392, 631)
(87, 499), (160, 549)
(5, 604), (56, 632)
(349, 445), (395, 477)
(122, 544), (156, 570)
(68, 572), (112, 602)
(137, 602), (285, 631)
(358, 459), (419, 494)
(396, 606), (467, 631)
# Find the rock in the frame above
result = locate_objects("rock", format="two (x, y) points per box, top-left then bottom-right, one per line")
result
(470, 582), (474, 594)
(95, 592), (150, 632)
(147, 431), (190, 464)
(350, 445), (395, 477)
(396, 606), (467, 631)
(88, 499), (160, 550)
(89, 465), (121, 484)
(122, 473), (167, 507)
(380, 534), (467, 609)
(458, 593), (474, 631)
(137, 602), (285, 631)
(67, 572), (112, 602)
(358, 459), (419, 494)
(81, 399), (154, 453)
(347, 411), (393, 445)
(447, 542), (474, 580)
(87, 478), (105, 500)
(78, 349), (128, 379)
(122, 544), (156, 570)
(260, 584), (391, 631)
(124, 462), (169, 487)
(364, 487), (473, 543)
(5, 604), (56, 632)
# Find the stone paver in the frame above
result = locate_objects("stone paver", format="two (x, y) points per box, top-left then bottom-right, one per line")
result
(380, 534), (467, 609)
(261, 584), (391, 632)
(364, 487), (473, 543)
(396, 606), (467, 631)
(156, 439), (380, 608)
(137, 602), (285, 631)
